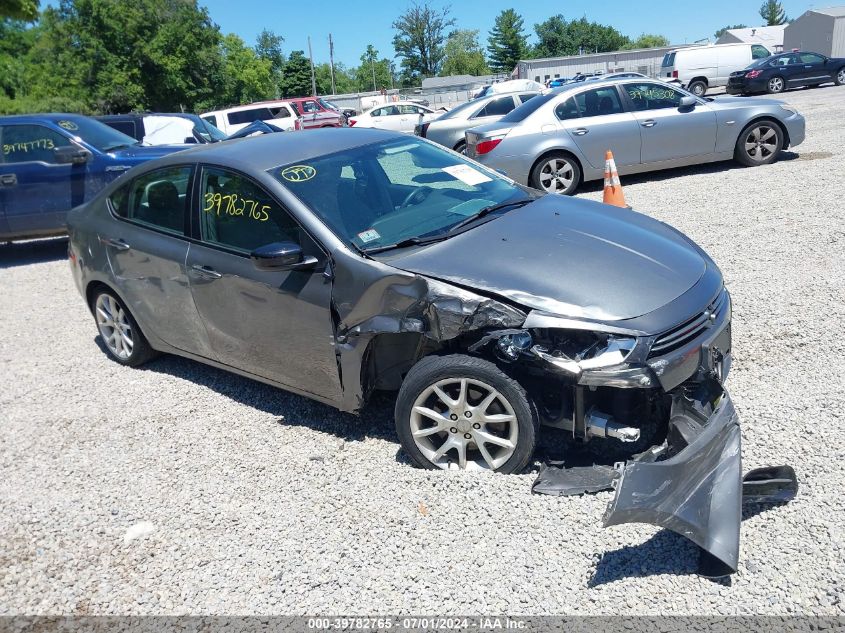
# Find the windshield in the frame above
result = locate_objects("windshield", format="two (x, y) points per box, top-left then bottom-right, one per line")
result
(63, 117), (138, 151)
(271, 137), (527, 251)
(499, 91), (556, 123)
(319, 98), (339, 111)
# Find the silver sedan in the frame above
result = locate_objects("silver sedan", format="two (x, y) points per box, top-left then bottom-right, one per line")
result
(416, 91), (539, 154)
(465, 78), (806, 195)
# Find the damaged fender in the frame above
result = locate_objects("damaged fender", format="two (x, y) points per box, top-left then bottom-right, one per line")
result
(603, 388), (742, 574)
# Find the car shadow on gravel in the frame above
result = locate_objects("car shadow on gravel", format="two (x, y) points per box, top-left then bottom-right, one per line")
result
(119, 348), (400, 443)
(577, 152), (800, 194)
(0, 237), (68, 269)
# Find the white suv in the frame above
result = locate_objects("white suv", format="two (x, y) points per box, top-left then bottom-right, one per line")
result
(201, 101), (302, 135)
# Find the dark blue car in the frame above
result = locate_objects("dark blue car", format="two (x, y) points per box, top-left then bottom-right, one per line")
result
(0, 113), (185, 241)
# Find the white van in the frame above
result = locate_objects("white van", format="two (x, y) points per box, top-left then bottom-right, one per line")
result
(200, 101), (301, 135)
(661, 43), (772, 96)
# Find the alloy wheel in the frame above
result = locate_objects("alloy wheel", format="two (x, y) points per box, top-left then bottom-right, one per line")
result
(538, 158), (575, 193)
(743, 124), (779, 162)
(409, 377), (518, 471)
(768, 77), (784, 93)
(95, 294), (134, 360)
(838, 69), (845, 84)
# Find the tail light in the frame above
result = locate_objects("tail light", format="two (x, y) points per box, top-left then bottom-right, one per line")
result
(746, 70), (763, 79)
(348, 118), (357, 127)
(475, 137), (503, 155)
(672, 70), (679, 79)
(294, 117), (303, 131)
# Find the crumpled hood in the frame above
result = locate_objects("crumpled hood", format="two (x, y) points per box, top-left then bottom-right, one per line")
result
(385, 195), (708, 321)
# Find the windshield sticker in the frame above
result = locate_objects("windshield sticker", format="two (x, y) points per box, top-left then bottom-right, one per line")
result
(203, 192), (269, 221)
(3, 139), (56, 155)
(357, 228), (381, 243)
(442, 164), (492, 186)
(57, 120), (79, 131)
(280, 165), (316, 182)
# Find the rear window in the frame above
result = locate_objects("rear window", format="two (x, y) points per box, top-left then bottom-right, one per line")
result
(227, 108), (275, 125)
(661, 52), (675, 67)
(499, 92), (556, 123)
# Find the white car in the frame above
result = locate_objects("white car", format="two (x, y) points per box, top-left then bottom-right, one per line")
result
(200, 101), (302, 135)
(348, 101), (441, 134)
(660, 42), (772, 96)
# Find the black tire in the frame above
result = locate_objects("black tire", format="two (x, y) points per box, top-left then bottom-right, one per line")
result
(766, 75), (786, 94)
(734, 120), (784, 167)
(91, 288), (157, 367)
(687, 79), (707, 97)
(529, 152), (581, 196)
(395, 354), (538, 474)
(835, 67), (845, 86)
(453, 140), (467, 155)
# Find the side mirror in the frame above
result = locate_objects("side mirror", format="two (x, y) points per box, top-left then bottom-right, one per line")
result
(679, 95), (697, 109)
(250, 241), (318, 271)
(54, 146), (91, 165)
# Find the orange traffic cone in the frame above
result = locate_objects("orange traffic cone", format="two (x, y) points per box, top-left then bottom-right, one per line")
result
(602, 150), (627, 208)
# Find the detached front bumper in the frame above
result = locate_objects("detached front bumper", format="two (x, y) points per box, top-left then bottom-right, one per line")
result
(604, 384), (742, 574)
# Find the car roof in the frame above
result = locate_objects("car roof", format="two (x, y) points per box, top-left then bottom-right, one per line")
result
(150, 127), (401, 171)
(0, 112), (92, 124)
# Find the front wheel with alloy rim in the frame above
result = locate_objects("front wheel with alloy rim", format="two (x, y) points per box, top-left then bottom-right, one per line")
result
(92, 289), (156, 366)
(395, 355), (538, 473)
(836, 67), (845, 86)
(734, 121), (783, 166)
(529, 153), (581, 195)
(766, 76), (785, 93)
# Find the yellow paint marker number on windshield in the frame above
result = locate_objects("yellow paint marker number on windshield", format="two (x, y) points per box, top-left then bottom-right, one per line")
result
(280, 165), (316, 182)
(203, 192), (269, 221)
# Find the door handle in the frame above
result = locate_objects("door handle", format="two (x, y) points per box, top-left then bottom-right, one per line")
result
(573, 128), (589, 136)
(191, 264), (222, 279)
(0, 173), (17, 186)
(99, 237), (130, 251)
(641, 119), (657, 128)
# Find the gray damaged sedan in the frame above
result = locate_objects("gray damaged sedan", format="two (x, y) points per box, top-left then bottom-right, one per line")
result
(69, 129), (742, 572)
(466, 78), (805, 195)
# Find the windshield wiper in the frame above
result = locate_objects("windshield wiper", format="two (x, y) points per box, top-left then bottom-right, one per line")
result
(363, 235), (447, 254)
(446, 198), (532, 234)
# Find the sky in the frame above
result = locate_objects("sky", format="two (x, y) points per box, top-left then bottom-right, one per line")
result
(199, 0), (816, 67)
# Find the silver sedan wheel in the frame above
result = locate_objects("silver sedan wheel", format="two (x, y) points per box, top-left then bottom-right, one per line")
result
(838, 69), (845, 84)
(538, 157), (575, 194)
(410, 377), (518, 471)
(743, 124), (779, 162)
(768, 77), (784, 93)
(95, 294), (133, 360)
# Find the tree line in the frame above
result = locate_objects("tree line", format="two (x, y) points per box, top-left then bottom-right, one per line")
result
(0, 0), (789, 116)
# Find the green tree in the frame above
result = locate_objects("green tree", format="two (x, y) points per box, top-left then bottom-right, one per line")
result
(440, 29), (490, 76)
(487, 9), (528, 73)
(0, 0), (39, 20)
(314, 61), (356, 95)
(0, 19), (37, 99)
(356, 45), (393, 91)
(623, 33), (670, 49)
(714, 24), (748, 39)
(759, 0), (788, 25)
(219, 33), (275, 105)
(534, 15), (630, 58)
(255, 29), (285, 75)
(280, 50), (312, 97)
(392, 1), (455, 83)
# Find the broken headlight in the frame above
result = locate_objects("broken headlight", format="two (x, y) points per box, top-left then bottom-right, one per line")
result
(578, 336), (636, 369)
(496, 331), (533, 361)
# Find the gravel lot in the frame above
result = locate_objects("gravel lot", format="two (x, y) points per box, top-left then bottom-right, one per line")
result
(2, 86), (844, 616)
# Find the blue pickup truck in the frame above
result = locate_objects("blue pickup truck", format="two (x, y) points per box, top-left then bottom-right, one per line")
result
(0, 113), (186, 242)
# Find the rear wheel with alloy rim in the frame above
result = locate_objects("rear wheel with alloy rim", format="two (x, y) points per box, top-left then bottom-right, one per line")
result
(766, 76), (785, 93)
(688, 80), (707, 97)
(92, 290), (156, 366)
(734, 121), (783, 166)
(836, 67), (845, 86)
(453, 141), (467, 155)
(395, 355), (538, 473)
(530, 153), (581, 195)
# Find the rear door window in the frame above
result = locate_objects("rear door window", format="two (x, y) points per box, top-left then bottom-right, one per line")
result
(798, 52), (825, 64)
(554, 97), (580, 121)
(1, 124), (69, 164)
(199, 167), (301, 253)
(662, 52), (676, 67)
(227, 108), (275, 125)
(572, 87), (624, 117)
(622, 82), (683, 111)
(475, 96), (516, 118)
(110, 166), (192, 235)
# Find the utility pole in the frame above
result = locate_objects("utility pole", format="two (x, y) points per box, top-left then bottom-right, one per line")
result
(328, 33), (337, 95)
(370, 52), (377, 92)
(308, 36), (317, 97)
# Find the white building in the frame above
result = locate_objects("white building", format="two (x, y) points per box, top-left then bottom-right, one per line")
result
(784, 6), (845, 57)
(716, 25), (785, 52)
